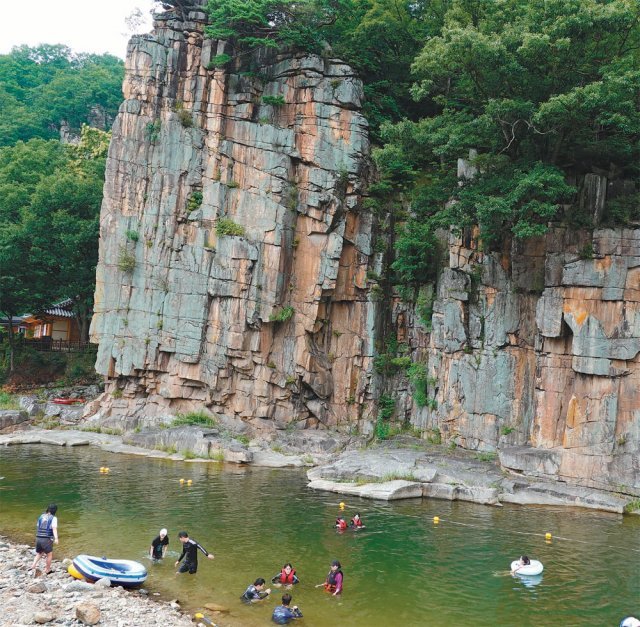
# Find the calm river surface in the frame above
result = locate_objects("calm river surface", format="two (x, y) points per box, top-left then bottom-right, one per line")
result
(0, 445), (638, 626)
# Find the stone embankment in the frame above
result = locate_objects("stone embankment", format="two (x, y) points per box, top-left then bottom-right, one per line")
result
(0, 536), (192, 627)
(306, 441), (638, 514)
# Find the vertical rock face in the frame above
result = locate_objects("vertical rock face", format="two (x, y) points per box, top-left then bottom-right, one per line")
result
(397, 226), (640, 494)
(90, 7), (374, 430)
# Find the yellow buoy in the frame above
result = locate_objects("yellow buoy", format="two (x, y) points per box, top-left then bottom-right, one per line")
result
(433, 516), (440, 524)
(187, 479), (193, 485)
(339, 502), (345, 510)
(99, 467), (104, 472)
(179, 478), (185, 484)
(545, 532), (552, 540)
(104, 468), (110, 473)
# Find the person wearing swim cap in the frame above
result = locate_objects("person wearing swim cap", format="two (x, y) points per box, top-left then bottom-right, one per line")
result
(620, 618), (640, 627)
(150, 528), (169, 560)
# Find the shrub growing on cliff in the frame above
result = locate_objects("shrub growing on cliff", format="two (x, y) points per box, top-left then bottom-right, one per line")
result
(117, 246), (136, 273)
(216, 218), (245, 237)
(269, 306), (294, 323)
(262, 95), (286, 107)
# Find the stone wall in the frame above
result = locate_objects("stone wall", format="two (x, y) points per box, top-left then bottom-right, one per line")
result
(395, 226), (640, 495)
(90, 5), (376, 431)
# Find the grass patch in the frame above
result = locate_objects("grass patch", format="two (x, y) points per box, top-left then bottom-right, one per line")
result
(0, 391), (19, 410)
(501, 426), (515, 435)
(235, 434), (250, 445)
(159, 444), (177, 455)
(182, 450), (197, 460)
(172, 411), (216, 427)
(475, 451), (498, 462)
(623, 499), (640, 513)
(210, 448), (225, 462)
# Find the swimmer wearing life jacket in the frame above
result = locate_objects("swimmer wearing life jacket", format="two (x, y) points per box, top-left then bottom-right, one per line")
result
(335, 517), (348, 531)
(349, 513), (366, 529)
(315, 560), (343, 596)
(271, 563), (300, 586)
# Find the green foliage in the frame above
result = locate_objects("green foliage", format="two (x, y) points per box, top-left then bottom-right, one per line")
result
(0, 45), (123, 145)
(0, 391), (19, 409)
(177, 108), (193, 128)
(187, 191), (203, 212)
(205, 0), (352, 53)
(207, 54), (232, 69)
(173, 411), (217, 427)
(375, 393), (395, 440)
(125, 230), (139, 242)
(269, 306), (295, 322)
(475, 451), (497, 463)
(117, 246), (136, 273)
(145, 120), (161, 143)
(262, 95), (286, 106)
(216, 218), (245, 236)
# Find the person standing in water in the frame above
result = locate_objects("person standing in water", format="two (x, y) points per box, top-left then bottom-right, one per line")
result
(272, 593), (303, 624)
(349, 512), (366, 528)
(150, 528), (169, 560)
(316, 560), (343, 595)
(31, 503), (58, 576)
(175, 531), (214, 574)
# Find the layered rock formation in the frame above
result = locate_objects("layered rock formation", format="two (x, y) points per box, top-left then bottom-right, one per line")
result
(90, 4), (375, 430)
(393, 226), (640, 495)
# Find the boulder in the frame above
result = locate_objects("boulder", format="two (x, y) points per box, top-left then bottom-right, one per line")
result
(27, 581), (46, 593)
(75, 602), (101, 625)
(33, 611), (54, 624)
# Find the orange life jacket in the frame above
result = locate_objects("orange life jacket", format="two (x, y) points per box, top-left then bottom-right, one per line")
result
(336, 518), (347, 530)
(280, 567), (296, 584)
(324, 568), (343, 592)
(351, 517), (363, 527)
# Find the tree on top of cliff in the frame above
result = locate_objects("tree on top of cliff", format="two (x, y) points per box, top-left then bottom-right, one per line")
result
(205, 0), (351, 51)
(379, 0), (640, 285)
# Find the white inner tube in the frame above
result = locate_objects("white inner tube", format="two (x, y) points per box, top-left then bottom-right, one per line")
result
(511, 559), (543, 576)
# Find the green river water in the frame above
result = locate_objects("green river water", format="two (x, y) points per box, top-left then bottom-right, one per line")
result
(0, 445), (638, 626)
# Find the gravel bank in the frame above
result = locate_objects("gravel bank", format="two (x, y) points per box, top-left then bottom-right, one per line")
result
(0, 536), (194, 627)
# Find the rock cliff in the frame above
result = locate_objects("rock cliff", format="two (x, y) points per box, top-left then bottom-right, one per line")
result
(90, 4), (375, 430)
(393, 225), (640, 496)
(90, 3), (639, 498)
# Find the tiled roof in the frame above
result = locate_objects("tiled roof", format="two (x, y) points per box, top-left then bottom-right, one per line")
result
(43, 298), (75, 318)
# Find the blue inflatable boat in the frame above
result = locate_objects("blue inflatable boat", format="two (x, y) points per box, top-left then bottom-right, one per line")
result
(72, 554), (147, 587)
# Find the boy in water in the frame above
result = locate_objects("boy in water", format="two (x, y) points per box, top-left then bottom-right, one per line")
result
(31, 503), (59, 576)
(150, 528), (169, 560)
(272, 593), (303, 624)
(174, 531), (214, 574)
(241, 577), (271, 603)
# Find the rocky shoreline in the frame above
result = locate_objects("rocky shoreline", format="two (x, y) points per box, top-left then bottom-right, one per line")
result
(0, 535), (193, 626)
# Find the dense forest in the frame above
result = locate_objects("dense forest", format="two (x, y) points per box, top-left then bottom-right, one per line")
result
(0, 46), (122, 370)
(0, 1), (638, 375)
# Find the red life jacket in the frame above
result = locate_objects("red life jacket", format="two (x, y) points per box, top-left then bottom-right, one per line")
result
(336, 518), (347, 530)
(351, 517), (363, 527)
(280, 567), (296, 584)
